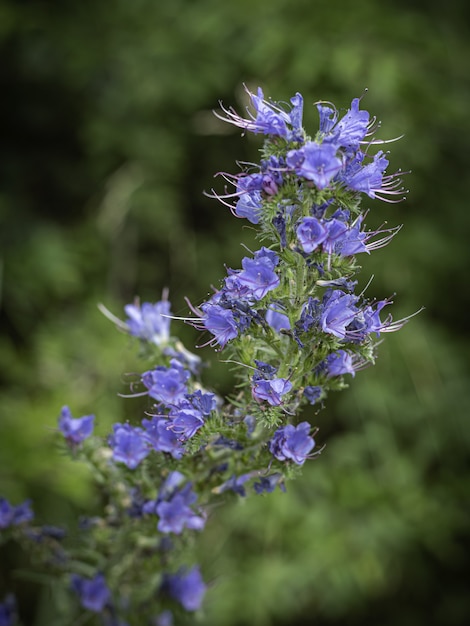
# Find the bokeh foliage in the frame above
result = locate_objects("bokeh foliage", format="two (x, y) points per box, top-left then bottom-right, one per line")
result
(0, 0), (469, 624)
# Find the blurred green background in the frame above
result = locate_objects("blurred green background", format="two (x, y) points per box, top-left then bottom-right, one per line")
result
(1, 0), (469, 624)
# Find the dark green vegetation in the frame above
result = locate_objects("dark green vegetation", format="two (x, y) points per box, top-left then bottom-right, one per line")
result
(1, 0), (469, 624)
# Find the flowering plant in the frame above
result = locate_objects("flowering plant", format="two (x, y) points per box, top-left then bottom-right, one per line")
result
(0, 86), (414, 626)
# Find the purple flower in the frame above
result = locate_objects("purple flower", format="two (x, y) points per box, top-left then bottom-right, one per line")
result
(164, 566), (206, 612)
(287, 142), (343, 189)
(108, 423), (149, 469)
(322, 218), (349, 255)
(253, 473), (286, 494)
(335, 216), (368, 256)
(269, 422), (315, 465)
(215, 473), (252, 497)
(141, 417), (185, 459)
(142, 362), (190, 405)
(320, 290), (358, 338)
(296, 217), (328, 253)
(0, 594), (16, 626)
(124, 300), (171, 345)
(58, 406), (95, 447)
(325, 350), (356, 377)
(155, 495), (205, 534)
(266, 305), (291, 332)
(252, 377), (292, 406)
(0, 497), (34, 529)
(342, 151), (389, 198)
(71, 573), (111, 613)
(235, 190), (262, 224)
(144, 480), (205, 535)
(187, 390), (217, 415)
(319, 98), (370, 150)
(236, 255), (280, 301)
(304, 386), (322, 405)
(201, 303), (238, 347)
(218, 86), (303, 139)
(168, 405), (204, 441)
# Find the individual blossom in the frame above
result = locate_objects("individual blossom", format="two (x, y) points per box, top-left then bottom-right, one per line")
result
(144, 479), (205, 535)
(213, 473), (253, 497)
(236, 248), (280, 300)
(168, 404), (205, 441)
(253, 473), (286, 494)
(321, 218), (349, 255)
(304, 385), (323, 405)
(142, 361), (190, 405)
(70, 573), (111, 613)
(200, 302), (239, 348)
(320, 290), (358, 338)
(317, 97), (371, 150)
(186, 390), (217, 416)
(141, 417), (185, 459)
(108, 423), (150, 469)
(252, 377), (293, 406)
(287, 142), (343, 190)
(269, 422), (316, 465)
(163, 566), (206, 612)
(296, 217), (328, 253)
(266, 305), (291, 332)
(334, 215), (369, 256)
(124, 300), (171, 346)
(216, 85), (303, 139)
(0, 497), (34, 529)
(325, 350), (356, 377)
(341, 151), (390, 199)
(58, 406), (95, 447)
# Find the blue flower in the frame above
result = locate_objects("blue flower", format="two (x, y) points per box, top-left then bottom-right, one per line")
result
(253, 473), (286, 494)
(236, 249), (280, 301)
(108, 423), (149, 469)
(70, 573), (111, 613)
(334, 216), (368, 256)
(325, 350), (356, 377)
(269, 422), (316, 465)
(141, 417), (185, 459)
(0, 497), (34, 529)
(287, 142), (343, 190)
(252, 377), (292, 406)
(266, 305), (291, 332)
(124, 300), (171, 345)
(201, 303), (238, 347)
(320, 290), (358, 338)
(58, 406), (95, 447)
(218, 86), (303, 139)
(235, 189), (262, 224)
(304, 386), (323, 405)
(164, 566), (206, 612)
(214, 473), (252, 497)
(341, 151), (389, 198)
(155, 495), (205, 534)
(142, 362), (190, 405)
(186, 390), (217, 415)
(168, 405), (205, 441)
(318, 98), (371, 150)
(296, 217), (328, 253)
(0, 594), (16, 626)
(322, 218), (349, 255)
(144, 479), (205, 535)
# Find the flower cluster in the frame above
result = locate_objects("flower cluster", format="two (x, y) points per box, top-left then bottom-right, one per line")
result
(1, 86), (413, 625)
